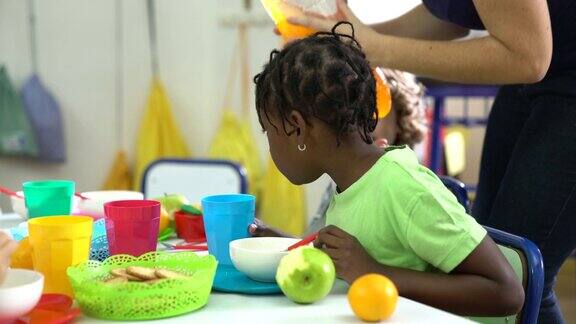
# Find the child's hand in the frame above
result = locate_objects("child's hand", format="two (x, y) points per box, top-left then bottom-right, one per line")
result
(0, 232), (18, 284)
(248, 219), (290, 238)
(314, 225), (378, 283)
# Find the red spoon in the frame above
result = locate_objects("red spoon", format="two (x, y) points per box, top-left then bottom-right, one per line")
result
(0, 186), (23, 199)
(161, 241), (208, 251)
(74, 193), (89, 200)
(173, 243), (208, 251)
(286, 232), (319, 251)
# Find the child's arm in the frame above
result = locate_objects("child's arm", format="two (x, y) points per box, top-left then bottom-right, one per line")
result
(315, 225), (524, 317)
(0, 232), (18, 284)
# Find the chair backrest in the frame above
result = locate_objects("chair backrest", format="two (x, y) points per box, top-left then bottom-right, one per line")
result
(439, 176), (470, 212)
(477, 227), (544, 324)
(141, 159), (248, 203)
(439, 176), (544, 324)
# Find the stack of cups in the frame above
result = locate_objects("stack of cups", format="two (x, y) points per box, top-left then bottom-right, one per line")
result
(23, 179), (93, 297)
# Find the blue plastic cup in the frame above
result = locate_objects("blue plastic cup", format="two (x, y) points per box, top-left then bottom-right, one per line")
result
(202, 194), (255, 265)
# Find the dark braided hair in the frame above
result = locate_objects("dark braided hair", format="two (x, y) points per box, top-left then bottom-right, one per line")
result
(254, 22), (377, 145)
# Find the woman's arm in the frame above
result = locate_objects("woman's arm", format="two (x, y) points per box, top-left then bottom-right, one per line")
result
(291, 0), (552, 84)
(316, 226), (524, 316)
(370, 4), (470, 41)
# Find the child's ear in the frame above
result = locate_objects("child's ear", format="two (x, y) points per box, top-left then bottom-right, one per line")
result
(288, 110), (308, 140)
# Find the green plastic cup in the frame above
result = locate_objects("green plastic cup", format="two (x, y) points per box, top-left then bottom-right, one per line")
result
(23, 180), (75, 218)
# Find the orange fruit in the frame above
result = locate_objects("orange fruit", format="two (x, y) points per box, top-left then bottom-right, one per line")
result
(348, 274), (398, 322)
(10, 237), (34, 270)
(159, 206), (170, 233)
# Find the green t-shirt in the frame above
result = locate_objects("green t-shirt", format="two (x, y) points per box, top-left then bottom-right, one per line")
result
(325, 147), (486, 273)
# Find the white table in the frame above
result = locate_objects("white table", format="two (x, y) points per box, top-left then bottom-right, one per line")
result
(78, 280), (474, 324)
(1, 213), (474, 324)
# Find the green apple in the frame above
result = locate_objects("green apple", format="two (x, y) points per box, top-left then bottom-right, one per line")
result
(276, 246), (336, 304)
(154, 194), (189, 218)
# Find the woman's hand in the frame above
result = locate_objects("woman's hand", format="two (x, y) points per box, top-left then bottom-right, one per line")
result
(287, 0), (378, 52)
(314, 225), (379, 283)
(0, 232), (17, 284)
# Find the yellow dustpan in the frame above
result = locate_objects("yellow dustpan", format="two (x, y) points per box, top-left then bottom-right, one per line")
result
(134, 79), (190, 190)
(103, 0), (132, 190)
(259, 157), (306, 236)
(134, 0), (190, 190)
(103, 151), (132, 190)
(209, 24), (263, 198)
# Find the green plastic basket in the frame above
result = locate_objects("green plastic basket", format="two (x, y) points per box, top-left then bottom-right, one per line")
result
(67, 251), (217, 320)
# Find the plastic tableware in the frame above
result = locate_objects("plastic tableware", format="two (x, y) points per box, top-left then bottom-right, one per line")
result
(89, 219), (109, 262)
(104, 200), (160, 257)
(287, 232), (318, 251)
(0, 269), (44, 319)
(67, 252), (217, 320)
(230, 237), (299, 282)
(77, 190), (144, 219)
(23, 180), (75, 218)
(260, 0), (337, 41)
(10, 191), (80, 219)
(174, 210), (205, 242)
(202, 194), (255, 266)
(212, 264), (282, 295)
(28, 215), (93, 296)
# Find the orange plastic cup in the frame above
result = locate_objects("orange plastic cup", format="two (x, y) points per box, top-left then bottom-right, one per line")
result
(260, 0), (337, 41)
(373, 67), (392, 119)
(28, 216), (93, 296)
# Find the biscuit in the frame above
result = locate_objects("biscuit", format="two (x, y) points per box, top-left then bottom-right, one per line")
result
(104, 276), (128, 285)
(110, 268), (143, 281)
(155, 269), (188, 279)
(126, 266), (158, 280)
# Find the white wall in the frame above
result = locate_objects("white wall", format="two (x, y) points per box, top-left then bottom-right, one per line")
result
(0, 0), (420, 217)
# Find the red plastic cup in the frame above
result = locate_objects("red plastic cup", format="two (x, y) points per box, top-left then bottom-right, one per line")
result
(103, 200), (160, 256)
(174, 211), (206, 242)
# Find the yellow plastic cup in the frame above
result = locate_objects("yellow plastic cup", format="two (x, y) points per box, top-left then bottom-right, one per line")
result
(28, 215), (93, 296)
(260, 0), (336, 41)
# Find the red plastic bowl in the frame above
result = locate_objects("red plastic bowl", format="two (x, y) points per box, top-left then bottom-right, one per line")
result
(174, 211), (205, 242)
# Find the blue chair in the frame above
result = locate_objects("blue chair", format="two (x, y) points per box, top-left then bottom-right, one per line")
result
(440, 176), (544, 324)
(142, 159), (248, 203)
(440, 176), (470, 213)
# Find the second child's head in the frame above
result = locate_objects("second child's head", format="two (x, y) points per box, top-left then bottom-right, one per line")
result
(254, 23), (377, 185)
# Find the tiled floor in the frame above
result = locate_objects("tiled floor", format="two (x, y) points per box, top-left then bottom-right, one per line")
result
(557, 258), (576, 323)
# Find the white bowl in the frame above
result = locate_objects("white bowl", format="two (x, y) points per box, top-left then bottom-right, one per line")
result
(230, 237), (300, 282)
(77, 190), (144, 218)
(10, 191), (80, 219)
(0, 269), (44, 319)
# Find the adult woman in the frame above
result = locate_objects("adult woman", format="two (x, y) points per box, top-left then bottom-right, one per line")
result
(290, 1), (576, 322)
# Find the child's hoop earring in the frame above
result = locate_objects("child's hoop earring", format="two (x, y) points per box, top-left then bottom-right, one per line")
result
(298, 144), (307, 152)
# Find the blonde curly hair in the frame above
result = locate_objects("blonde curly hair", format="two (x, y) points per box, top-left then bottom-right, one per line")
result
(380, 69), (427, 147)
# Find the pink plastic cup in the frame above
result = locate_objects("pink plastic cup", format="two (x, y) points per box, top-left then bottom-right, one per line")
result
(103, 200), (160, 256)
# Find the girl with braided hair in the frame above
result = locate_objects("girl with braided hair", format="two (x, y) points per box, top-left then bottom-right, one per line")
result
(251, 23), (523, 316)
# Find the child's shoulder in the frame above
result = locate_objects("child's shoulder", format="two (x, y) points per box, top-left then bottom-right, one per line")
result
(378, 146), (452, 200)
(379, 146), (433, 187)
(381, 145), (421, 168)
